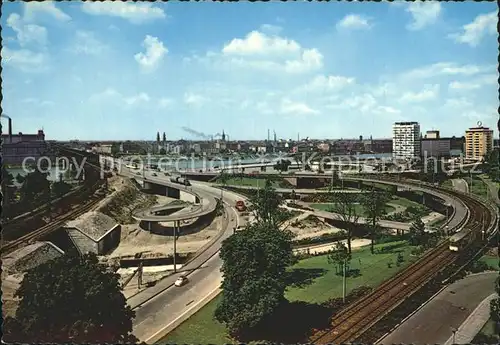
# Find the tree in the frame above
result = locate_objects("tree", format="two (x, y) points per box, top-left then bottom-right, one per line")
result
(327, 190), (360, 253)
(2, 165), (14, 186)
(361, 188), (391, 254)
(249, 179), (289, 227)
(3, 252), (136, 343)
(52, 180), (72, 198)
(19, 169), (50, 204)
(159, 148), (166, 155)
(327, 241), (352, 275)
(215, 220), (295, 336)
(111, 143), (121, 156)
(408, 216), (426, 246)
(274, 159), (291, 174)
(15, 173), (25, 184)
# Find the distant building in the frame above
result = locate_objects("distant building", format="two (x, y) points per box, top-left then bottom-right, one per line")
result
(317, 143), (330, 153)
(2, 129), (48, 165)
(64, 212), (121, 255)
(425, 130), (440, 139)
(367, 139), (393, 153)
(392, 122), (421, 159)
(92, 144), (112, 155)
(421, 138), (451, 158)
(465, 124), (494, 160)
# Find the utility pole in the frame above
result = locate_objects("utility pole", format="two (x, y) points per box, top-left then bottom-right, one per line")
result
(173, 220), (178, 273)
(137, 262), (143, 288)
(469, 170), (472, 194)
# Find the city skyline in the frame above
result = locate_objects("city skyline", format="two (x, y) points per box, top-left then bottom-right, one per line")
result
(2, 2), (498, 141)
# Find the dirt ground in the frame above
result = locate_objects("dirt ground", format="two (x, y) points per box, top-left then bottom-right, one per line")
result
(106, 215), (225, 261)
(286, 213), (344, 240)
(2, 272), (24, 318)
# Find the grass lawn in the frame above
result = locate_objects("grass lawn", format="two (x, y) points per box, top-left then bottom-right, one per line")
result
(469, 176), (489, 198)
(309, 202), (395, 217)
(479, 318), (498, 336)
(162, 241), (417, 344)
(479, 255), (499, 270)
(441, 179), (453, 188)
(389, 196), (427, 209)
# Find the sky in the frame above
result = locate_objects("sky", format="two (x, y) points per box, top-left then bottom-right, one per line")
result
(1, 1), (498, 141)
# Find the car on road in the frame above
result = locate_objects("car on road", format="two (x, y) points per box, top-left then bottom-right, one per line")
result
(174, 275), (188, 287)
(136, 172), (141, 175)
(152, 173), (157, 176)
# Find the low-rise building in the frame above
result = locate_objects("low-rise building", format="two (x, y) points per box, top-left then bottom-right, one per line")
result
(3, 241), (64, 274)
(64, 212), (121, 255)
(2, 130), (48, 165)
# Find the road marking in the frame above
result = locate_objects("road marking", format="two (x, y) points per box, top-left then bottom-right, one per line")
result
(144, 283), (222, 344)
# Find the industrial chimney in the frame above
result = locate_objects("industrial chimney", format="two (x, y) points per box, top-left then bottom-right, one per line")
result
(8, 117), (12, 143)
(1, 114), (12, 144)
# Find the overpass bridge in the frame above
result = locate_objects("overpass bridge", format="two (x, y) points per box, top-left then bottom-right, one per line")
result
(119, 168), (219, 231)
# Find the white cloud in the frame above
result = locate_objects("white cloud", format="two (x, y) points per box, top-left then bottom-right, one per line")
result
(215, 30), (323, 74)
(401, 62), (490, 80)
(71, 31), (107, 55)
(444, 97), (474, 109)
(448, 81), (480, 91)
(24, 2), (71, 22)
(222, 31), (300, 56)
(259, 24), (283, 35)
(134, 35), (168, 70)
(280, 98), (319, 116)
(449, 11), (497, 47)
(374, 106), (401, 115)
(449, 73), (498, 91)
(336, 14), (372, 30)
(89, 88), (155, 108)
(400, 84), (439, 103)
(184, 92), (207, 106)
(125, 93), (150, 105)
(158, 98), (174, 108)
(6, 13), (48, 47)
(1, 47), (48, 72)
(405, 2), (441, 30)
(81, 2), (166, 24)
(300, 75), (355, 93)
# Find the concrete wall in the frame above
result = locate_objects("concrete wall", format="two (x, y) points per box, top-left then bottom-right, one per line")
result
(98, 225), (121, 255)
(179, 190), (197, 203)
(166, 186), (180, 199)
(66, 228), (98, 254)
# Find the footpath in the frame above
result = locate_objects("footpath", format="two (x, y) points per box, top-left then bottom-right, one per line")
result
(443, 292), (498, 345)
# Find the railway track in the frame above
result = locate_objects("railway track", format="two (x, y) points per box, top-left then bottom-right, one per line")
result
(311, 182), (495, 344)
(1, 146), (109, 255)
(1, 180), (104, 256)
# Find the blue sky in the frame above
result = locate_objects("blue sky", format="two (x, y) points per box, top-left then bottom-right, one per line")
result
(1, 1), (498, 141)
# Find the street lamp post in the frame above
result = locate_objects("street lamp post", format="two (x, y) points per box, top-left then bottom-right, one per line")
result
(342, 258), (347, 304)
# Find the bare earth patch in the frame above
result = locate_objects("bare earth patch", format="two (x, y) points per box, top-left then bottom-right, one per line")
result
(286, 214), (345, 241)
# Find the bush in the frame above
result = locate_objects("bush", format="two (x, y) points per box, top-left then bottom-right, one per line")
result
(468, 260), (492, 273)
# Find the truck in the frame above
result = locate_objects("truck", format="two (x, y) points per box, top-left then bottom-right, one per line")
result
(235, 200), (246, 212)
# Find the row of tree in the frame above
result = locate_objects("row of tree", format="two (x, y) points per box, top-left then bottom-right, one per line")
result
(2, 167), (77, 219)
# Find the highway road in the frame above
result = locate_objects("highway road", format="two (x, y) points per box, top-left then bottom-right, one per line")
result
(378, 272), (498, 345)
(120, 167), (219, 222)
(219, 184), (367, 194)
(116, 170), (248, 343)
(452, 178), (469, 194)
(108, 159), (470, 342)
